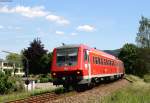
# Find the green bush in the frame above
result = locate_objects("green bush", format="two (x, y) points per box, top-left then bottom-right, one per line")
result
(144, 74), (150, 83)
(39, 77), (49, 83)
(38, 74), (53, 83)
(0, 71), (24, 94)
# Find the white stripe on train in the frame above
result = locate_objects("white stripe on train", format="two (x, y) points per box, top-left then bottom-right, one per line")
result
(83, 73), (124, 79)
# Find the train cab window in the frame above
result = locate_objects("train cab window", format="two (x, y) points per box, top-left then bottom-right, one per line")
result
(56, 48), (78, 66)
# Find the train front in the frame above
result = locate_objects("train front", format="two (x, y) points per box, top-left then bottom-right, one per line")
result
(51, 45), (83, 87)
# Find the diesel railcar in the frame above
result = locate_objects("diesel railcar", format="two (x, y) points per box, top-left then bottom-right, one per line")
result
(51, 44), (124, 89)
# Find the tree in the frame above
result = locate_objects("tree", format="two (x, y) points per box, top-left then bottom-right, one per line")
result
(6, 53), (22, 75)
(135, 48), (150, 76)
(136, 16), (150, 48)
(118, 43), (150, 77)
(22, 38), (50, 74)
(118, 43), (138, 74)
(6, 53), (22, 67)
(48, 52), (53, 71)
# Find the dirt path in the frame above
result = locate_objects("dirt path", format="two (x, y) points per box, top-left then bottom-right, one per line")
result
(50, 79), (129, 103)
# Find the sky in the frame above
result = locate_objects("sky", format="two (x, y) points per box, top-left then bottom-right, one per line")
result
(0, 0), (150, 58)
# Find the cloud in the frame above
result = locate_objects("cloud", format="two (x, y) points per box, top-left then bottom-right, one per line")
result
(55, 31), (64, 35)
(0, 5), (70, 25)
(77, 25), (95, 32)
(0, 25), (22, 31)
(46, 15), (70, 25)
(0, 25), (4, 29)
(71, 32), (77, 36)
(0, 5), (48, 18)
(36, 28), (48, 37)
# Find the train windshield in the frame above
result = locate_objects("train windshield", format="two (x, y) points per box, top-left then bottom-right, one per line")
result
(56, 48), (78, 66)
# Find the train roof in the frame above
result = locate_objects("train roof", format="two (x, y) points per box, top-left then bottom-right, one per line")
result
(56, 44), (82, 49)
(55, 44), (118, 60)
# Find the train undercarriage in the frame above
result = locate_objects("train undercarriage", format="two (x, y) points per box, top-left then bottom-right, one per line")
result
(53, 73), (124, 91)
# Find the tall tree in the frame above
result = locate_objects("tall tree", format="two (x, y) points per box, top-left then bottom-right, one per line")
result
(136, 16), (150, 48)
(22, 38), (50, 74)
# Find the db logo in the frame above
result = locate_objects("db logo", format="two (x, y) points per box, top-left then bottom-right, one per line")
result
(64, 67), (68, 71)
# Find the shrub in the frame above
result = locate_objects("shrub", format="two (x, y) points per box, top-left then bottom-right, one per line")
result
(38, 74), (53, 83)
(39, 77), (49, 83)
(0, 71), (24, 94)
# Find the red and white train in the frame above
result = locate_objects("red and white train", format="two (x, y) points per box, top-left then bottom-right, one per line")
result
(51, 44), (124, 89)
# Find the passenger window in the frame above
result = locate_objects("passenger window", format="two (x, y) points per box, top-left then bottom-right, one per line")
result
(98, 58), (100, 65)
(106, 60), (109, 65)
(106, 59), (108, 65)
(108, 60), (111, 66)
(96, 57), (99, 64)
(84, 50), (88, 61)
(107, 60), (109, 65)
(103, 59), (106, 65)
(101, 58), (103, 65)
(110, 61), (112, 65)
(95, 57), (98, 64)
(112, 61), (114, 66)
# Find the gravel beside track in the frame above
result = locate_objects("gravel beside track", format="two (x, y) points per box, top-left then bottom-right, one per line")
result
(50, 79), (129, 103)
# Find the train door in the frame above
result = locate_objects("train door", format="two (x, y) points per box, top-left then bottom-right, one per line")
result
(116, 62), (119, 74)
(84, 49), (91, 82)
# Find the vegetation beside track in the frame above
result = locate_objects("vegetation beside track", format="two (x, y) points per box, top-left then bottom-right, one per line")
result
(0, 87), (63, 103)
(100, 75), (150, 103)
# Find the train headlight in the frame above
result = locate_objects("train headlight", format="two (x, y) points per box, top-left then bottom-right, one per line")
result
(77, 71), (80, 74)
(52, 72), (56, 76)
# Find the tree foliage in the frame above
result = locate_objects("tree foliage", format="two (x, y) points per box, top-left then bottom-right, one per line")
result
(136, 48), (150, 76)
(118, 43), (150, 77)
(118, 43), (138, 74)
(136, 16), (150, 48)
(6, 53), (22, 67)
(22, 38), (50, 74)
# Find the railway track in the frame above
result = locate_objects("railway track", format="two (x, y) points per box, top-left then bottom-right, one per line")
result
(7, 92), (60, 103)
(6, 79), (130, 103)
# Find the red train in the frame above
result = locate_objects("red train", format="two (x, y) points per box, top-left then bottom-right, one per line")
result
(51, 44), (124, 89)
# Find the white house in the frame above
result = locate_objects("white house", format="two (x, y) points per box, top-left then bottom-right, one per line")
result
(0, 59), (24, 76)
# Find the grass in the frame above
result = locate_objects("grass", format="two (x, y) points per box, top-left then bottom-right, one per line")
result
(0, 87), (63, 103)
(1, 75), (150, 103)
(100, 75), (150, 103)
